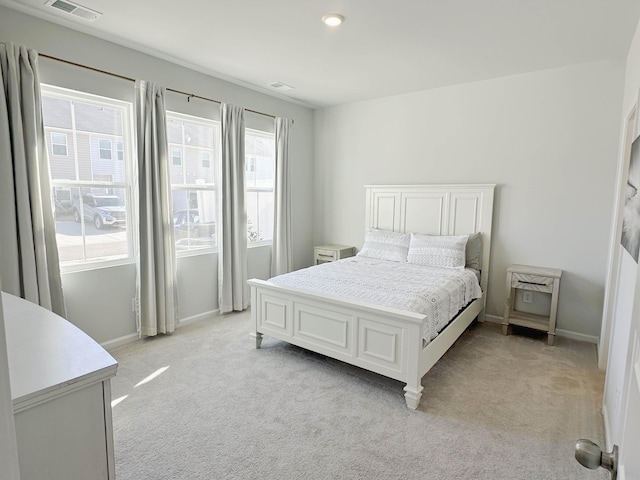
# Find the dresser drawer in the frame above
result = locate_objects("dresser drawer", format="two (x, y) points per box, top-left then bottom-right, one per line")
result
(511, 273), (554, 293)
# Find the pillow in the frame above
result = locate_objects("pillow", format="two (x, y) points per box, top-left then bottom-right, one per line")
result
(407, 233), (468, 269)
(357, 228), (410, 262)
(465, 232), (483, 270)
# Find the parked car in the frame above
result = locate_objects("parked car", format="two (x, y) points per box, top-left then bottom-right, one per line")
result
(73, 194), (126, 229)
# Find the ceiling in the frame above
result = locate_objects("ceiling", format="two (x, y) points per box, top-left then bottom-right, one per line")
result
(2, 0), (640, 108)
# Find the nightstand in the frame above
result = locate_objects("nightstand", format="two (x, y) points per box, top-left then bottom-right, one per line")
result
(314, 244), (355, 264)
(502, 264), (562, 345)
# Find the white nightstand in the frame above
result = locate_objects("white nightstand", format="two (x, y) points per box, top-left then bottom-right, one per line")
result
(502, 264), (562, 345)
(314, 244), (355, 264)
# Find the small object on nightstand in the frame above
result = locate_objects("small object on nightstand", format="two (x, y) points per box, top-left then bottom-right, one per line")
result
(502, 264), (562, 345)
(314, 244), (355, 264)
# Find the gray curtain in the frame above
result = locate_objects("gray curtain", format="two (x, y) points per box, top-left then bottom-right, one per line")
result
(271, 117), (293, 277)
(218, 103), (248, 313)
(135, 80), (178, 336)
(0, 43), (66, 317)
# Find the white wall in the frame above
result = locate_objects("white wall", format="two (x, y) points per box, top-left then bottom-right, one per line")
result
(0, 6), (315, 344)
(314, 60), (625, 341)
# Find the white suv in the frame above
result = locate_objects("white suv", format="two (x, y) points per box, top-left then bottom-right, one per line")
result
(73, 194), (126, 229)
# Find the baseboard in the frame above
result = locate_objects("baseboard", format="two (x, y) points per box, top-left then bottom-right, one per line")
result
(178, 309), (220, 327)
(101, 309), (221, 352)
(101, 332), (139, 351)
(483, 314), (503, 324)
(483, 315), (599, 344)
(555, 328), (599, 344)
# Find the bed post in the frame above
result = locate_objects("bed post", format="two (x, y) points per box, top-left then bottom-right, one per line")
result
(403, 383), (423, 410)
(403, 323), (424, 409)
(249, 284), (263, 348)
(250, 331), (263, 349)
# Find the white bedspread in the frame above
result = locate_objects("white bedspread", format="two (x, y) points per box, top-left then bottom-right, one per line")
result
(269, 257), (482, 343)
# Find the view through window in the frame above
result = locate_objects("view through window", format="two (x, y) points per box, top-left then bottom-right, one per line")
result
(41, 85), (133, 267)
(245, 128), (275, 244)
(167, 112), (218, 252)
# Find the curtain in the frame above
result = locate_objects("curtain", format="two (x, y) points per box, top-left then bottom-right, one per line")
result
(0, 43), (66, 317)
(135, 80), (178, 336)
(271, 117), (293, 277)
(218, 103), (248, 313)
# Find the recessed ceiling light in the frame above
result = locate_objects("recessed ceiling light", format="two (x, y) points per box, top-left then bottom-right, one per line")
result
(322, 14), (344, 27)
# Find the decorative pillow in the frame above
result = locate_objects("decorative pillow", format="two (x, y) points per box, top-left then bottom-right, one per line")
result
(357, 228), (410, 262)
(407, 233), (469, 269)
(465, 232), (483, 270)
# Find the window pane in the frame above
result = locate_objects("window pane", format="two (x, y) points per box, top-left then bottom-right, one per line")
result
(184, 146), (214, 184)
(51, 132), (68, 156)
(42, 86), (133, 268)
(167, 112), (218, 253)
(247, 191), (274, 242)
(172, 189), (217, 251)
(99, 139), (112, 160)
(43, 96), (126, 183)
(55, 187), (129, 264)
(245, 129), (275, 243)
(117, 141), (124, 161)
(171, 147), (182, 166)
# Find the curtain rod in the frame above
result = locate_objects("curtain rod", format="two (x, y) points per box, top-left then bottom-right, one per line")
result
(38, 53), (277, 119)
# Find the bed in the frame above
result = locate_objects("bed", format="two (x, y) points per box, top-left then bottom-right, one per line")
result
(248, 184), (495, 409)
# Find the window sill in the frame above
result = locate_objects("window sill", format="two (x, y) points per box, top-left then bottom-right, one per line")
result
(61, 257), (135, 275)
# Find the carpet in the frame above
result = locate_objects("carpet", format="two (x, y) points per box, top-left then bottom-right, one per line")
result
(109, 312), (607, 480)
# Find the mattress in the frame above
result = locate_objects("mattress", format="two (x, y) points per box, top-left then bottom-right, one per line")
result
(268, 256), (482, 344)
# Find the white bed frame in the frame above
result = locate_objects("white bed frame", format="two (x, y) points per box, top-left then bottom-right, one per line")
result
(249, 184), (495, 409)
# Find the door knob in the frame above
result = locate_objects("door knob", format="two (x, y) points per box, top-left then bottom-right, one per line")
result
(575, 439), (618, 480)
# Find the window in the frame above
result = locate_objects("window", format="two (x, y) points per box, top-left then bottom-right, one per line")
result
(99, 138), (112, 160)
(171, 147), (183, 166)
(117, 141), (124, 161)
(167, 112), (218, 253)
(51, 132), (68, 156)
(41, 85), (134, 269)
(245, 129), (275, 244)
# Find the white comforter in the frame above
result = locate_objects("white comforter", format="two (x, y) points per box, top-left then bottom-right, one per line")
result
(269, 256), (482, 343)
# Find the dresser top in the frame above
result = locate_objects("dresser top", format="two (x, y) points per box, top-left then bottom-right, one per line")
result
(2, 292), (118, 409)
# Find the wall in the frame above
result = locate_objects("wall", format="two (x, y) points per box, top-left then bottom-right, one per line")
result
(0, 6), (314, 345)
(314, 60), (625, 341)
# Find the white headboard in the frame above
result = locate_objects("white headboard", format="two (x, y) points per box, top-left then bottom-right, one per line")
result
(364, 184), (495, 298)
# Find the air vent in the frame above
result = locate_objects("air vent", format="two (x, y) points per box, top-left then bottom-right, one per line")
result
(45, 0), (102, 22)
(269, 81), (295, 92)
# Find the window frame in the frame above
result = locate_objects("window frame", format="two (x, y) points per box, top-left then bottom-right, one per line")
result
(167, 111), (219, 257)
(41, 84), (136, 273)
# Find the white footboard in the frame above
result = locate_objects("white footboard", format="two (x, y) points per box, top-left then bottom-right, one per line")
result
(249, 279), (483, 409)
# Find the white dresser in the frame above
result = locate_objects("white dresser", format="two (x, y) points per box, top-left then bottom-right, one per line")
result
(3, 292), (118, 480)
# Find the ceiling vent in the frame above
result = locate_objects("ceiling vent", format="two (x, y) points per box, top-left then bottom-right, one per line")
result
(45, 0), (102, 22)
(269, 81), (294, 92)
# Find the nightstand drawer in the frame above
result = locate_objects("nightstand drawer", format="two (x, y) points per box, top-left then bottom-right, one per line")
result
(511, 273), (554, 293)
(314, 244), (355, 264)
(315, 249), (337, 262)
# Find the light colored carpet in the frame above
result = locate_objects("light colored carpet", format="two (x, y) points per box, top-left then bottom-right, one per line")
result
(109, 312), (607, 480)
